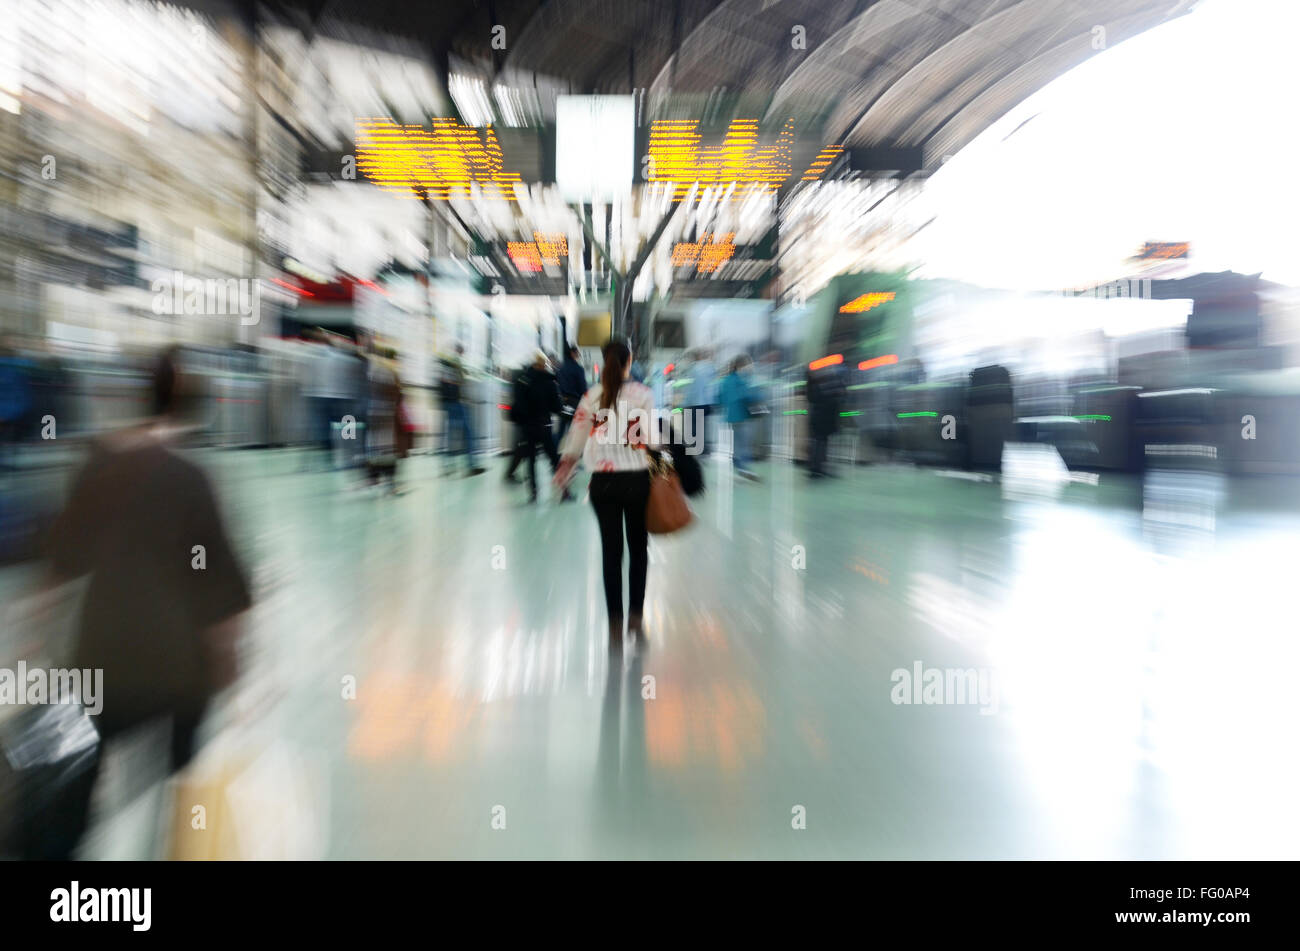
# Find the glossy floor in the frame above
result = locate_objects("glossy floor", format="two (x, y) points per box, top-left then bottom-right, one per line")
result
(20, 449), (1300, 859)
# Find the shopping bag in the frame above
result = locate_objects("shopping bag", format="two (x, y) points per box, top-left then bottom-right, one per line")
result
(166, 690), (329, 861)
(0, 701), (101, 859)
(0, 586), (100, 859)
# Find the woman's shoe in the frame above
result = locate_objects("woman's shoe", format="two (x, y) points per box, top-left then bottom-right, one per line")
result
(608, 616), (624, 647)
(628, 614), (645, 640)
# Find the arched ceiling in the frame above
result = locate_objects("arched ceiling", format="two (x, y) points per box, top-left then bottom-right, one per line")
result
(257, 0), (1194, 169)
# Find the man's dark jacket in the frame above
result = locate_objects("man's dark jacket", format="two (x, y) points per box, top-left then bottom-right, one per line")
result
(514, 366), (562, 428)
(555, 356), (587, 410)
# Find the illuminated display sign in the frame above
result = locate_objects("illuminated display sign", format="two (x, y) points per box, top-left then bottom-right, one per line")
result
(506, 243), (543, 272)
(1136, 242), (1189, 260)
(802, 145), (844, 181)
(532, 233), (568, 264)
(355, 118), (522, 200)
(839, 292), (896, 314)
(671, 233), (737, 274)
(507, 232), (569, 272)
(358, 113), (852, 202)
(649, 118), (793, 201)
(648, 118), (841, 201)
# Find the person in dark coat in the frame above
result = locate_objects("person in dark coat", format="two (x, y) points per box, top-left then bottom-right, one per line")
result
(511, 351), (566, 502)
(41, 347), (251, 857)
(439, 344), (485, 476)
(503, 361), (532, 485)
(363, 345), (404, 494)
(555, 344), (587, 445)
(806, 361), (847, 478)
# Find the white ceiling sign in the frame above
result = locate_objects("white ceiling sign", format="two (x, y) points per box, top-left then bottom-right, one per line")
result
(555, 95), (634, 202)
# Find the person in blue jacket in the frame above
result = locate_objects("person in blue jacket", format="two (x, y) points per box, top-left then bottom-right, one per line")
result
(0, 345), (33, 470)
(719, 354), (760, 481)
(683, 348), (717, 456)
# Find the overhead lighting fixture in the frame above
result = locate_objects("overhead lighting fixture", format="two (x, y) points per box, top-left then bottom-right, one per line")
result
(492, 85), (522, 127)
(448, 73), (494, 128)
(1137, 388), (1217, 398)
(809, 354), (843, 371)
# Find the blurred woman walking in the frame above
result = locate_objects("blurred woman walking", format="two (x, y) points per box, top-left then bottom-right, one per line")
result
(555, 338), (654, 647)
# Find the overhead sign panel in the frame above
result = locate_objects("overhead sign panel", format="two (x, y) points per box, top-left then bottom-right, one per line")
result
(355, 118), (522, 200)
(671, 233), (737, 274)
(648, 118), (794, 201)
(555, 95), (634, 201)
(846, 146), (924, 175)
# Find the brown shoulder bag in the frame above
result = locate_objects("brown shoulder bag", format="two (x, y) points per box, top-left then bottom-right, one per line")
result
(643, 448), (693, 534)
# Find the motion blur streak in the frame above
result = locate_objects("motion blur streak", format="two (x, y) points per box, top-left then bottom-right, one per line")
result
(0, 0), (1298, 862)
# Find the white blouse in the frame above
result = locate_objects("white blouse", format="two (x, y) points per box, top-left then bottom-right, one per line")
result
(561, 381), (654, 472)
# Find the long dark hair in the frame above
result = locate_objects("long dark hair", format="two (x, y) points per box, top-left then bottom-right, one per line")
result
(599, 337), (631, 410)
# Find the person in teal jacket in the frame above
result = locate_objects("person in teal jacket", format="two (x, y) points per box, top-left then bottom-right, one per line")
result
(719, 354), (760, 481)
